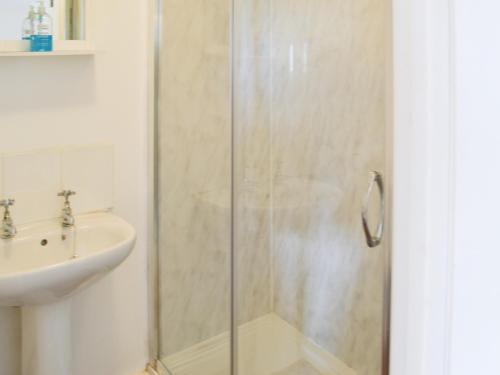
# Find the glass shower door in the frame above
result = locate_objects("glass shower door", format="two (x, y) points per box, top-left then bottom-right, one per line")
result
(233, 0), (389, 374)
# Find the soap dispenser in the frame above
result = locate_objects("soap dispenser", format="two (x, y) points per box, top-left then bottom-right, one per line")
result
(21, 6), (36, 41)
(31, 0), (53, 52)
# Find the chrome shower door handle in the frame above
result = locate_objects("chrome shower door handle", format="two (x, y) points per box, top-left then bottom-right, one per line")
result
(362, 171), (385, 248)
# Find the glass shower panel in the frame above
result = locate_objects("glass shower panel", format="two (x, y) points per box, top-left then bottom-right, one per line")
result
(157, 1), (232, 374)
(234, 1), (388, 375)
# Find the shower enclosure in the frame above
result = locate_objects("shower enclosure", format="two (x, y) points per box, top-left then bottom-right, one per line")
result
(153, 0), (390, 374)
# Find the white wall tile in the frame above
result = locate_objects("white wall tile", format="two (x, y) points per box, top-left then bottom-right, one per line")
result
(3, 149), (62, 224)
(61, 145), (114, 214)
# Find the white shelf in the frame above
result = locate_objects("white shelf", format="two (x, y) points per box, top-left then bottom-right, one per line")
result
(0, 40), (95, 57)
(0, 50), (95, 57)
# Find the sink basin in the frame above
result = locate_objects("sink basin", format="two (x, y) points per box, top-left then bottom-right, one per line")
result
(0, 212), (136, 306)
(0, 212), (136, 375)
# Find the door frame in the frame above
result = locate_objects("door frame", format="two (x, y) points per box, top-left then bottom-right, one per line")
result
(391, 0), (456, 374)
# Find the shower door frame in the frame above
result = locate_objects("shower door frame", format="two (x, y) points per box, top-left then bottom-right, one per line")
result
(147, 0), (397, 373)
(390, 0), (457, 374)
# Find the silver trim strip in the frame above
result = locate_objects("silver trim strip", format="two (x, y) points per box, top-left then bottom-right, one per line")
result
(230, 0), (238, 372)
(149, 0), (162, 368)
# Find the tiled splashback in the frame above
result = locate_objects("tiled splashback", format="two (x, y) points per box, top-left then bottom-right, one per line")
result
(0, 144), (114, 225)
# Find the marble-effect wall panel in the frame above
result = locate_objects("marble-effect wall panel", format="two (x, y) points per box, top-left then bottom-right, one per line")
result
(270, 0), (387, 374)
(158, 0), (231, 357)
(158, 0), (273, 357)
(234, 0), (273, 324)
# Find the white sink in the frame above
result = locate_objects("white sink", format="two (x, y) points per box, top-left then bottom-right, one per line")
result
(0, 212), (136, 306)
(0, 212), (136, 375)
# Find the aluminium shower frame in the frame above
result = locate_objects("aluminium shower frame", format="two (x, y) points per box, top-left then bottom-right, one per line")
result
(146, 0), (394, 374)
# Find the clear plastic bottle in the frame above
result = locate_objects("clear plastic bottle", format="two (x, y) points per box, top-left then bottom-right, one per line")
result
(31, 1), (53, 52)
(35, 1), (53, 37)
(21, 6), (37, 41)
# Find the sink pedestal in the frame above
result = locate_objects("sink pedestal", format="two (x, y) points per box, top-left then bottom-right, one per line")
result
(21, 300), (72, 375)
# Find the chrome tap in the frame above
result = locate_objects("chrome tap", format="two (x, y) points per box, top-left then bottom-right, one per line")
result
(57, 190), (76, 228)
(0, 199), (16, 240)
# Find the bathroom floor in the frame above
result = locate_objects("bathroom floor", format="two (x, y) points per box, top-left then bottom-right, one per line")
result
(272, 361), (322, 375)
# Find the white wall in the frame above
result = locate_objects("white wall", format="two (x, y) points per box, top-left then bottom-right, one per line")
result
(392, 0), (500, 374)
(0, 1), (149, 374)
(451, 1), (500, 374)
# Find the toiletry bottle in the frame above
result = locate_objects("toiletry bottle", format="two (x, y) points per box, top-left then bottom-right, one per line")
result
(31, 1), (53, 52)
(46, 0), (58, 38)
(22, 6), (36, 41)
